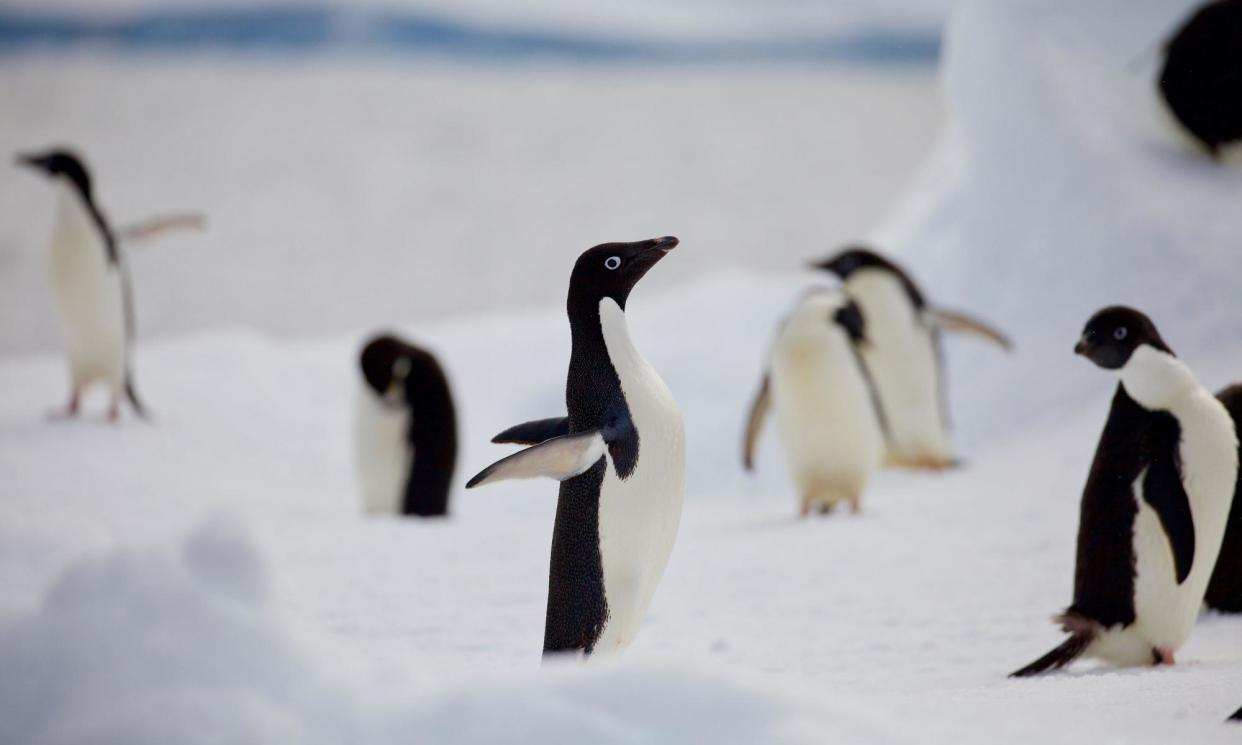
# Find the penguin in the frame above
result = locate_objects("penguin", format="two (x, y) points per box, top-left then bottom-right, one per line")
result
(354, 334), (457, 518)
(815, 246), (1011, 471)
(742, 288), (886, 516)
(1157, 0), (1242, 160)
(16, 148), (145, 421)
(1010, 307), (1237, 676)
(1205, 384), (1242, 612)
(466, 236), (684, 657)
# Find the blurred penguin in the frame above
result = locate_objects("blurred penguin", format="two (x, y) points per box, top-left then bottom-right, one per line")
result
(743, 288), (886, 515)
(1206, 384), (1242, 613)
(355, 334), (457, 517)
(815, 246), (1011, 471)
(17, 148), (145, 421)
(1157, 0), (1242, 160)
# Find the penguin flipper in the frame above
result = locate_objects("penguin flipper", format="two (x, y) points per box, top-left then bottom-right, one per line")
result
(492, 417), (570, 445)
(467, 430), (605, 489)
(1229, 705), (1242, 723)
(117, 212), (206, 243)
(742, 374), (771, 471)
(927, 308), (1013, 351)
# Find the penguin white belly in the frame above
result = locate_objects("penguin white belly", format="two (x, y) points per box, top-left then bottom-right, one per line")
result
(353, 384), (413, 515)
(1095, 389), (1237, 665)
(850, 274), (951, 467)
(46, 186), (127, 389)
(593, 299), (685, 654)
(770, 338), (884, 507)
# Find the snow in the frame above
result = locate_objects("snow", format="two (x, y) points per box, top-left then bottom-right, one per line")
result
(3, 0), (1242, 742)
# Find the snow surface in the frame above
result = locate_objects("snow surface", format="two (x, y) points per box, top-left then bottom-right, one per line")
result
(3, 0), (1242, 742)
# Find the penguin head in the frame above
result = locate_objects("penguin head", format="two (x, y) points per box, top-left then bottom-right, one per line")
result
(360, 335), (415, 403)
(569, 236), (678, 311)
(1075, 306), (1173, 370)
(812, 246), (926, 308)
(16, 148), (93, 199)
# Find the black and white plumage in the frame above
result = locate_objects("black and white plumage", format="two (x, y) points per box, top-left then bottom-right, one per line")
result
(1205, 384), (1242, 612)
(354, 334), (457, 518)
(1011, 307), (1237, 676)
(742, 288), (886, 515)
(467, 236), (684, 658)
(815, 246), (1010, 471)
(1157, 0), (1242, 159)
(17, 148), (145, 421)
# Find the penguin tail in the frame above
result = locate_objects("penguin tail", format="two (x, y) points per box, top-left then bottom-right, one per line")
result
(125, 375), (150, 420)
(1009, 633), (1093, 678)
(1009, 613), (1097, 678)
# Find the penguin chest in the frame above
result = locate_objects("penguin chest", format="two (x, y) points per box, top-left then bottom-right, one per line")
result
(769, 335), (884, 495)
(353, 385), (413, 515)
(593, 301), (686, 653)
(1130, 395), (1237, 650)
(46, 188), (127, 383)
(851, 276), (948, 461)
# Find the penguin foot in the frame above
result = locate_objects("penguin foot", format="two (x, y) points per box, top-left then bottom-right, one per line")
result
(1155, 647), (1176, 666)
(848, 495), (861, 514)
(107, 400), (121, 424)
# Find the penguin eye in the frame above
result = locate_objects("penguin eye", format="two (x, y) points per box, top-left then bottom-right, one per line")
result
(604, 256), (622, 270)
(1113, 327), (1128, 341)
(392, 357), (412, 381)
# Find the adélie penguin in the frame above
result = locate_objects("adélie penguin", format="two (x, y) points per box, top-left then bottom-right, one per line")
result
(815, 246), (1011, 471)
(1157, 0), (1242, 160)
(17, 148), (146, 421)
(1010, 307), (1237, 676)
(742, 288), (886, 516)
(1205, 384), (1242, 612)
(355, 334), (457, 518)
(467, 236), (685, 657)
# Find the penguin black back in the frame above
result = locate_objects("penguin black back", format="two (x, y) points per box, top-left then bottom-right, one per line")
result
(18, 148), (119, 265)
(359, 334), (457, 518)
(1158, 0), (1242, 157)
(1206, 384), (1242, 612)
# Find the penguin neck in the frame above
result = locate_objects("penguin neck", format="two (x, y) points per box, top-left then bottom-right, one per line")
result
(1119, 345), (1200, 411)
(52, 179), (115, 261)
(565, 297), (632, 428)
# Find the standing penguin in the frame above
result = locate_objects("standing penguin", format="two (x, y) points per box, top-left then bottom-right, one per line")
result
(742, 288), (886, 516)
(1205, 384), (1242, 612)
(17, 148), (145, 421)
(1157, 0), (1242, 160)
(354, 334), (457, 518)
(467, 236), (684, 657)
(815, 246), (1010, 470)
(1010, 307), (1237, 676)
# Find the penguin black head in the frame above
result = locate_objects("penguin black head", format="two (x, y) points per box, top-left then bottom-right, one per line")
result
(1158, 0), (1242, 157)
(360, 335), (415, 398)
(16, 148), (93, 200)
(832, 299), (868, 345)
(1074, 306), (1173, 370)
(568, 236), (678, 311)
(812, 246), (926, 308)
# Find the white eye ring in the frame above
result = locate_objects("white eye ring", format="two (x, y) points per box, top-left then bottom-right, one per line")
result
(1114, 327), (1127, 341)
(604, 256), (622, 270)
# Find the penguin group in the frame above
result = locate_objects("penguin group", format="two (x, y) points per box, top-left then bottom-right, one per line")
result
(10, 2), (1242, 719)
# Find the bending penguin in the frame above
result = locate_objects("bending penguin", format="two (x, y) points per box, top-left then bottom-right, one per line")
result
(742, 288), (886, 516)
(17, 148), (146, 421)
(467, 236), (684, 657)
(1010, 307), (1237, 676)
(355, 334), (458, 517)
(815, 246), (1011, 470)
(1205, 384), (1242, 613)
(1157, 0), (1242, 160)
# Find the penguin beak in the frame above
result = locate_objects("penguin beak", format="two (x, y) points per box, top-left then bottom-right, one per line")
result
(15, 153), (43, 170)
(1074, 337), (1089, 356)
(649, 236), (678, 254)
